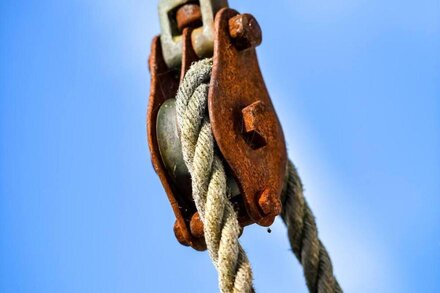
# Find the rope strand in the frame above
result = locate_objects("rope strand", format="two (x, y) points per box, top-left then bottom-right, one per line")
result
(281, 161), (342, 293)
(176, 58), (254, 293)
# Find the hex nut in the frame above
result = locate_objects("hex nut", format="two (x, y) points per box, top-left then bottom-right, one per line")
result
(190, 212), (205, 239)
(258, 189), (282, 216)
(176, 4), (202, 32)
(228, 14), (262, 50)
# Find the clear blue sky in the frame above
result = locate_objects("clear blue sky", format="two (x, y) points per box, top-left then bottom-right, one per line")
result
(1, 0), (439, 292)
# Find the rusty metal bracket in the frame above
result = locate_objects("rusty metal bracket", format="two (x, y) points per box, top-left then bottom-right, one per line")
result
(148, 7), (287, 250)
(210, 8), (286, 227)
(148, 29), (207, 251)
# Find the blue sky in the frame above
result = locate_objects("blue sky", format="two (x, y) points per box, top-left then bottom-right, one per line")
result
(1, 0), (439, 292)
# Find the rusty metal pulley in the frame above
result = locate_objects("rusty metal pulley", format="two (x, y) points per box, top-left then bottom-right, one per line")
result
(147, 0), (287, 251)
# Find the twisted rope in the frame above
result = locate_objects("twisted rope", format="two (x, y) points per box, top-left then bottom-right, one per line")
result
(176, 58), (341, 293)
(281, 161), (342, 292)
(176, 58), (254, 293)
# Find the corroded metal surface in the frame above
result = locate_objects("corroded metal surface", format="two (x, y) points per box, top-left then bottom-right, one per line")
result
(228, 13), (262, 50)
(176, 4), (202, 31)
(209, 8), (286, 226)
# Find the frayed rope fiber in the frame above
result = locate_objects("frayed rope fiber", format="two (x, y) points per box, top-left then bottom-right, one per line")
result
(175, 58), (342, 293)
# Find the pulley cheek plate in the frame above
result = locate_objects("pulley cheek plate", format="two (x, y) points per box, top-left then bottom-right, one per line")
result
(209, 8), (287, 227)
(148, 36), (207, 251)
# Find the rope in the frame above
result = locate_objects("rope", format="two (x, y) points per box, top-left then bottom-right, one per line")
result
(176, 58), (254, 293)
(281, 162), (342, 292)
(176, 58), (341, 293)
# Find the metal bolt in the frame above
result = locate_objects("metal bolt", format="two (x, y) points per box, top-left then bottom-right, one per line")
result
(242, 100), (267, 149)
(190, 212), (204, 239)
(242, 100), (265, 133)
(258, 188), (282, 216)
(228, 14), (262, 50)
(176, 4), (202, 32)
